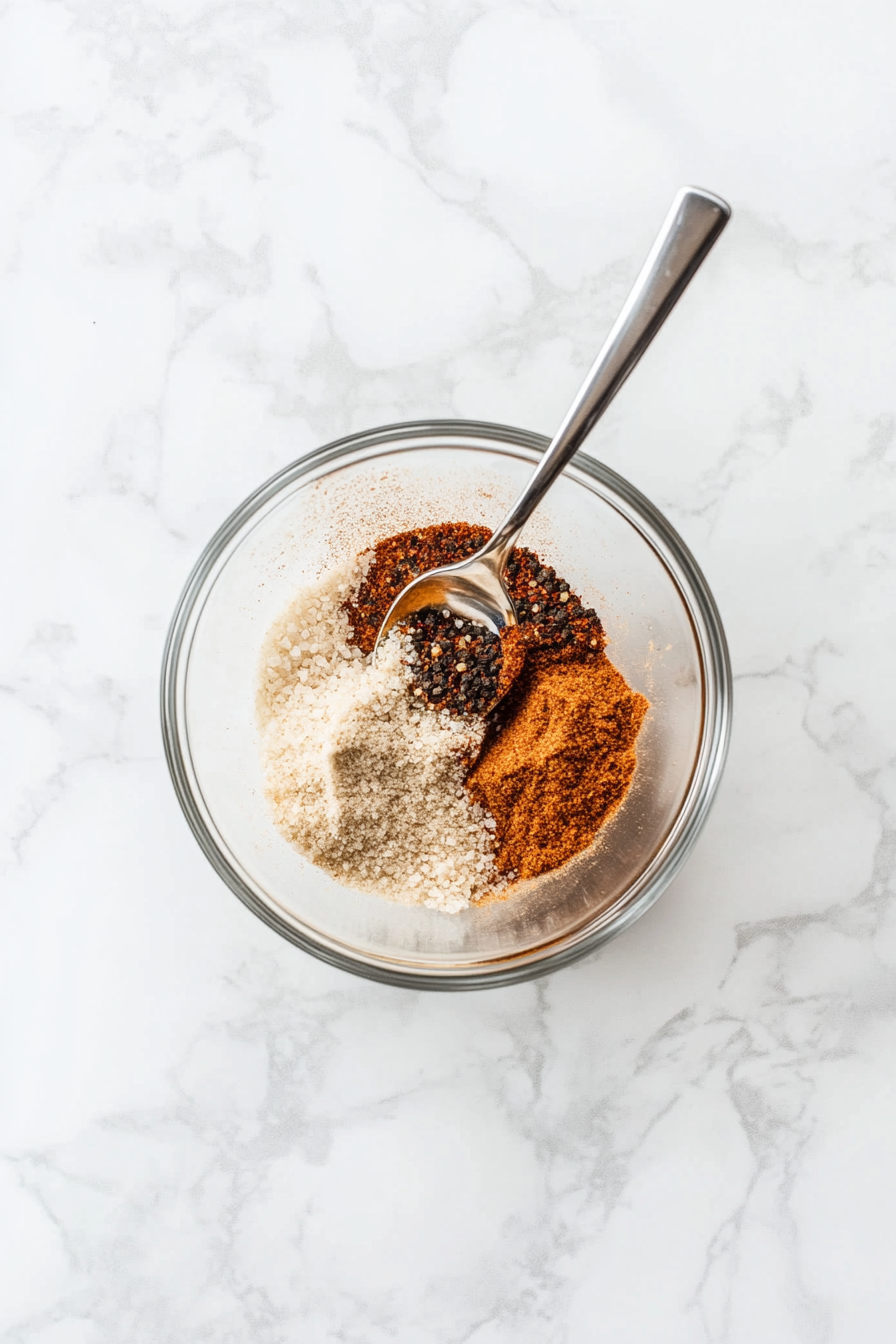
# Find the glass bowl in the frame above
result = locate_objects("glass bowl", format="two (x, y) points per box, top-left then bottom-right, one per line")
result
(161, 421), (731, 989)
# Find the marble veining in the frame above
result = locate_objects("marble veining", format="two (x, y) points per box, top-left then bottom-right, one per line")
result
(2, 0), (896, 1340)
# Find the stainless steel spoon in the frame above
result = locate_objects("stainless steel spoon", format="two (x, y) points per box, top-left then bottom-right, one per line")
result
(374, 185), (731, 654)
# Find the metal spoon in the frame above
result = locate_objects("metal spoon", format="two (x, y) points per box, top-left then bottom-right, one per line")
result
(374, 186), (731, 654)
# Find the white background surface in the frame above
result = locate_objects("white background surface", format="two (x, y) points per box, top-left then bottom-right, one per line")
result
(2, 1), (896, 1340)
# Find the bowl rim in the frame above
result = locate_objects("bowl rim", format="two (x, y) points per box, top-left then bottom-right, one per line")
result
(160, 418), (732, 990)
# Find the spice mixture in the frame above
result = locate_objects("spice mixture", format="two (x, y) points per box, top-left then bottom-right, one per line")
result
(258, 522), (648, 910)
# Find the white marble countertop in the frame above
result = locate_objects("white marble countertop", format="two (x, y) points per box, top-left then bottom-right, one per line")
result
(3, 2), (896, 1340)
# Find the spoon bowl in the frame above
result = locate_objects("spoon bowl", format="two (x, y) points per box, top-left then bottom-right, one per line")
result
(376, 547), (514, 639)
(374, 186), (730, 657)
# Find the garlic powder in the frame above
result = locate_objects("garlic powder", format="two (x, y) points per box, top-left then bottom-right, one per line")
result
(257, 557), (499, 912)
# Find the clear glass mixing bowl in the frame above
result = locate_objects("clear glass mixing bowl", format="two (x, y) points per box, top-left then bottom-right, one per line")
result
(161, 421), (731, 989)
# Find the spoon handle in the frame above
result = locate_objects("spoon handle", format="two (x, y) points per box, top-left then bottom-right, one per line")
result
(486, 186), (731, 564)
